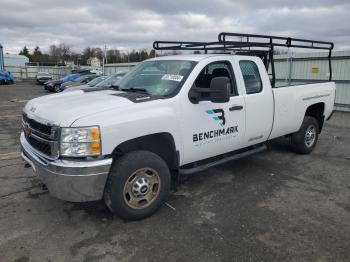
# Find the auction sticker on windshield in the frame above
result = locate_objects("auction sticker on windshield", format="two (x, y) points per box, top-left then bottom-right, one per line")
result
(161, 74), (184, 82)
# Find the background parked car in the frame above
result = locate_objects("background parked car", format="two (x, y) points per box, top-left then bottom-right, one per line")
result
(44, 73), (80, 92)
(61, 73), (82, 84)
(86, 75), (109, 86)
(44, 79), (63, 92)
(72, 69), (95, 75)
(36, 72), (52, 85)
(63, 76), (109, 92)
(60, 74), (97, 91)
(0, 70), (14, 85)
(93, 72), (127, 88)
(63, 72), (127, 92)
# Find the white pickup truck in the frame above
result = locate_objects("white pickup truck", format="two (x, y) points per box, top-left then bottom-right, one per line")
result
(21, 33), (336, 220)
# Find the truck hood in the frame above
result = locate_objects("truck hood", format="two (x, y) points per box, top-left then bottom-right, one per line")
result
(24, 90), (133, 126)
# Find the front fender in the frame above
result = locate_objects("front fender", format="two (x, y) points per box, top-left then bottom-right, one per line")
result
(71, 98), (183, 158)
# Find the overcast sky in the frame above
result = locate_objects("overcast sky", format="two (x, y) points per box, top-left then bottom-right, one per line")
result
(1, 0), (350, 54)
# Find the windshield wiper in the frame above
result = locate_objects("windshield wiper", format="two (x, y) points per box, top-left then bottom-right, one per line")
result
(121, 87), (150, 95)
(110, 85), (119, 90)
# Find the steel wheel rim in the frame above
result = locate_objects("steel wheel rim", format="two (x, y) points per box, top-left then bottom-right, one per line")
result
(305, 124), (316, 147)
(123, 168), (161, 209)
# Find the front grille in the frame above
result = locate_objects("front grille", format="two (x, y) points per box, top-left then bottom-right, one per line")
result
(23, 113), (52, 135)
(22, 112), (59, 158)
(27, 136), (52, 156)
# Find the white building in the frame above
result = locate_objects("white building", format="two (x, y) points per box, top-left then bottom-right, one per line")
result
(4, 54), (29, 67)
(87, 57), (101, 68)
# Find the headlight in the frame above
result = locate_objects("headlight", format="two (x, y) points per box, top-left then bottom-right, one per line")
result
(60, 126), (101, 157)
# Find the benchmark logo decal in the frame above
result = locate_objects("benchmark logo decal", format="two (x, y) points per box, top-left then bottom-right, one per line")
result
(192, 108), (238, 146)
(206, 109), (225, 126)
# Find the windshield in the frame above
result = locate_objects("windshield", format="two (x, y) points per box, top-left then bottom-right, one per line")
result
(117, 60), (196, 96)
(87, 76), (107, 87)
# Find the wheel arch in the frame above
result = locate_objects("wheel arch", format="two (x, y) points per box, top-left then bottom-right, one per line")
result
(112, 132), (179, 171)
(305, 102), (325, 132)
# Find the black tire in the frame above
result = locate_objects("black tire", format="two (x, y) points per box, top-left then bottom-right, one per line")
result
(291, 116), (319, 154)
(54, 84), (61, 92)
(104, 150), (171, 220)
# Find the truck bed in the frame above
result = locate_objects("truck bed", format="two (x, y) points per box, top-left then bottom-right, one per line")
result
(269, 82), (336, 139)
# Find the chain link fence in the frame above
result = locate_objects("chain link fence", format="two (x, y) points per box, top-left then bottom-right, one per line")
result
(272, 50), (350, 112)
(4, 65), (71, 80)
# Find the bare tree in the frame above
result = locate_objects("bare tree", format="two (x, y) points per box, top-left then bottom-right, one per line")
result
(19, 44), (156, 65)
(59, 43), (71, 61)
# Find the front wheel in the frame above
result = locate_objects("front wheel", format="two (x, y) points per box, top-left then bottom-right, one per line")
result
(104, 150), (171, 220)
(54, 84), (61, 92)
(291, 116), (319, 154)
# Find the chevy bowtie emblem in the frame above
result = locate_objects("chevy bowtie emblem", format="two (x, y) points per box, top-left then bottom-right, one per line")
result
(30, 106), (36, 112)
(23, 123), (31, 137)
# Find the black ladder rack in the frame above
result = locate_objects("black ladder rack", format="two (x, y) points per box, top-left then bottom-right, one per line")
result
(153, 32), (334, 87)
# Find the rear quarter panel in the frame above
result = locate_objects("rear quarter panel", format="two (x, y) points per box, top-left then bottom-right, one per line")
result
(269, 82), (335, 139)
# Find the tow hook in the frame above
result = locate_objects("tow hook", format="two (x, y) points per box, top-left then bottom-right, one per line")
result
(24, 163), (31, 168)
(42, 184), (48, 191)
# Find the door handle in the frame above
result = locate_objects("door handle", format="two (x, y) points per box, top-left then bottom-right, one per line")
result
(229, 105), (244, 111)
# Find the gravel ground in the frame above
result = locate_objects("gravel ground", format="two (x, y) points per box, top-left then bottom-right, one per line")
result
(0, 81), (349, 262)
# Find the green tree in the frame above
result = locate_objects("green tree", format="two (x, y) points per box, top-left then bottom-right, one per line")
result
(140, 49), (149, 61)
(19, 46), (30, 60)
(149, 49), (155, 58)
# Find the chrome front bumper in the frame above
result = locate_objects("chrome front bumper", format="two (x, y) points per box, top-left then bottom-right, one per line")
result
(20, 133), (112, 202)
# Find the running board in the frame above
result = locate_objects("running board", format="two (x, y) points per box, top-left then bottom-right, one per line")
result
(179, 144), (267, 175)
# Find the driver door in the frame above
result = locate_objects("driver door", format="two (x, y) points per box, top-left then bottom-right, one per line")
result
(180, 60), (246, 165)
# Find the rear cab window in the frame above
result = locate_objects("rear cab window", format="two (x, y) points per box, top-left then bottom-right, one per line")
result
(239, 60), (263, 94)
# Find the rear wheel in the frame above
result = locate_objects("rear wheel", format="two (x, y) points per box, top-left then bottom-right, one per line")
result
(104, 150), (171, 220)
(291, 116), (319, 154)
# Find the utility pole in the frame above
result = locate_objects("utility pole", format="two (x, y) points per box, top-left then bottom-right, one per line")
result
(104, 44), (107, 64)
(0, 43), (4, 71)
(127, 50), (130, 70)
(102, 44), (107, 75)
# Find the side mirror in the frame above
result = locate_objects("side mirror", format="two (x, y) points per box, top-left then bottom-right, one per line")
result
(189, 76), (231, 104)
(209, 77), (231, 103)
